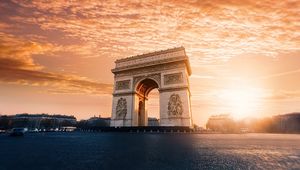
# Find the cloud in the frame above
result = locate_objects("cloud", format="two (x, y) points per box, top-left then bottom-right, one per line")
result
(2, 0), (297, 66)
(264, 90), (300, 100)
(0, 57), (113, 95)
(262, 69), (300, 79)
(0, 33), (53, 72)
(0, 32), (112, 95)
(191, 75), (216, 79)
(0, 23), (10, 29)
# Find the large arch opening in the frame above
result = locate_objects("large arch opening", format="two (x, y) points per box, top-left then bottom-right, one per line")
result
(147, 89), (159, 126)
(136, 78), (159, 126)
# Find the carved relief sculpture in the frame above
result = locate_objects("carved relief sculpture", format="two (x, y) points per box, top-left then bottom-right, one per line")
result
(116, 98), (127, 119)
(168, 94), (183, 116)
(164, 72), (183, 85)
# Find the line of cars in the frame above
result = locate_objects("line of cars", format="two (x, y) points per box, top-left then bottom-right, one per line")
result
(0, 128), (26, 136)
(1, 127), (77, 137)
(2, 128), (44, 136)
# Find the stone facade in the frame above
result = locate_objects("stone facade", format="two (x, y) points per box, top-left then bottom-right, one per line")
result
(110, 47), (192, 127)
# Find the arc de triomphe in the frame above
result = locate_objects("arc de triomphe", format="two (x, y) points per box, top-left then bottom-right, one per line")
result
(110, 47), (192, 127)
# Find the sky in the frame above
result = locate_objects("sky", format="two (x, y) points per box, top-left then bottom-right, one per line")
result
(0, 0), (299, 126)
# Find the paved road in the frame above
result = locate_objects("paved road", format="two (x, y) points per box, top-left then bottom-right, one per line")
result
(0, 133), (299, 170)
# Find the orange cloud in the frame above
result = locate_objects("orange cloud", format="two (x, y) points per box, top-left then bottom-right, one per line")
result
(0, 32), (52, 69)
(6, 0), (297, 65)
(0, 32), (112, 95)
(0, 57), (113, 95)
(264, 90), (300, 101)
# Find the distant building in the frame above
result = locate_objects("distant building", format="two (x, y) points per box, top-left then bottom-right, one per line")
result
(206, 114), (236, 132)
(148, 117), (159, 126)
(273, 112), (300, 133)
(1, 113), (77, 130)
(15, 113), (77, 124)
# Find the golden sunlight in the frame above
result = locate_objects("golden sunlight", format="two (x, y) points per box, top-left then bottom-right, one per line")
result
(218, 87), (264, 120)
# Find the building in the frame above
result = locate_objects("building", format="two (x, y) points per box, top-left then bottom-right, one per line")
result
(273, 112), (300, 133)
(110, 47), (192, 127)
(15, 113), (76, 123)
(206, 114), (236, 132)
(5, 113), (77, 130)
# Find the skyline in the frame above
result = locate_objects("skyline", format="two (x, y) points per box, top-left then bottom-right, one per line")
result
(0, 1), (300, 126)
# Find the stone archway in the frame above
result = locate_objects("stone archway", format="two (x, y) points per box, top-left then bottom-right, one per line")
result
(136, 78), (159, 126)
(110, 47), (193, 127)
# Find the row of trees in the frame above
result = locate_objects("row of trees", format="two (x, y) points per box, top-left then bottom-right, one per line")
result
(77, 118), (110, 129)
(0, 115), (111, 130)
(0, 116), (76, 130)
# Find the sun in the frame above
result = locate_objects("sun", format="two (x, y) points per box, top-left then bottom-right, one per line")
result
(218, 87), (263, 120)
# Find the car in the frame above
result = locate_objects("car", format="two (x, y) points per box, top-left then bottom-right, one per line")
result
(9, 128), (27, 136)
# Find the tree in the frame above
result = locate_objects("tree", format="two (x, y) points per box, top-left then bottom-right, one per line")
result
(0, 116), (11, 129)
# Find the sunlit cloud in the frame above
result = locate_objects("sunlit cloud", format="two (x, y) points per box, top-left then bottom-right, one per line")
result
(0, 57), (113, 95)
(0, 32), (112, 95)
(261, 69), (300, 79)
(0, 32), (52, 70)
(264, 90), (300, 101)
(3, 0), (298, 64)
